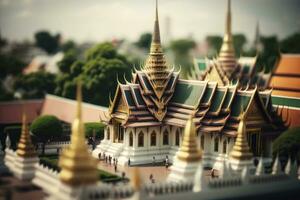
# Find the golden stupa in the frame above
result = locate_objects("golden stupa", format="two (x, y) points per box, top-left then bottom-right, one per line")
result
(229, 112), (253, 161)
(16, 113), (37, 158)
(218, 0), (237, 77)
(177, 116), (202, 162)
(59, 80), (98, 186)
(143, 0), (171, 100)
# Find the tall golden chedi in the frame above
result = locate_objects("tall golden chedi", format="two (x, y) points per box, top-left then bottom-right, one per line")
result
(51, 81), (99, 200)
(142, 0), (173, 121)
(168, 116), (202, 182)
(13, 113), (38, 181)
(229, 111), (255, 172)
(218, 0), (237, 78)
(59, 81), (98, 186)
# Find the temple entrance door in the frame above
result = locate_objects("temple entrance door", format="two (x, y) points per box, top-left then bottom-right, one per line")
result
(247, 129), (261, 156)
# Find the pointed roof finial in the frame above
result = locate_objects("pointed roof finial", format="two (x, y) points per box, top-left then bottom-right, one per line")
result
(218, 0), (236, 77)
(153, 0), (161, 44)
(226, 0), (232, 36)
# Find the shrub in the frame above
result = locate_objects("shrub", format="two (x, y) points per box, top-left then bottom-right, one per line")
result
(30, 115), (63, 154)
(273, 127), (300, 161)
(84, 122), (105, 139)
(30, 115), (63, 140)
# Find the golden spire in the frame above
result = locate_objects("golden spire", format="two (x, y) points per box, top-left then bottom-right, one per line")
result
(131, 167), (142, 191)
(229, 112), (253, 161)
(177, 116), (202, 162)
(59, 80), (98, 186)
(143, 0), (171, 102)
(16, 113), (37, 158)
(218, 0), (237, 77)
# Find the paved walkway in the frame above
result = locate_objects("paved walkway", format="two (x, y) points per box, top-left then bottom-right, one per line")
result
(98, 160), (171, 183)
(97, 160), (215, 184)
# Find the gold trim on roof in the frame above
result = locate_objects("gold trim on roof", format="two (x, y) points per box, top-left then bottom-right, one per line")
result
(16, 113), (37, 158)
(229, 111), (253, 161)
(177, 116), (202, 162)
(59, 80), (98, 186)
(142, 0), (172, 121)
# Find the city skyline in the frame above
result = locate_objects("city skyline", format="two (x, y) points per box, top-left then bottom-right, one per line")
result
(0, 0), (299, 43)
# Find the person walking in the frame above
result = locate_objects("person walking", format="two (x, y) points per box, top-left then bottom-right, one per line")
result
(128, 158), (131, 166)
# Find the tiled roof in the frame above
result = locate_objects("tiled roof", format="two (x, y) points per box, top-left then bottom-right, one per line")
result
(269, 54), (300, 99)
(0, 95), (108, 124)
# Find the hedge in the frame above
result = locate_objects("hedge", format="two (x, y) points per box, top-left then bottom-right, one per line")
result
(3, 125), (22, 150)
(85, 122), (105, 139)
(273, 127), (300, 161)
(38, 155), (124, 182)
(30, 115), (63, 141)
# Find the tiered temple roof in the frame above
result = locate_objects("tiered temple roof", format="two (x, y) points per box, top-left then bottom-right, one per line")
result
(101, 1), (286, 141)
(191, 0), (269, 88)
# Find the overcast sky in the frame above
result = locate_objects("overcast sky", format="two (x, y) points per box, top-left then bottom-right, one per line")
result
(0, 0), (299, 43)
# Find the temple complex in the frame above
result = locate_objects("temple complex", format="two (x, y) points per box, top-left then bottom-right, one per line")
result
(191, 0), (269, 88)
(93, 1), (287, 169)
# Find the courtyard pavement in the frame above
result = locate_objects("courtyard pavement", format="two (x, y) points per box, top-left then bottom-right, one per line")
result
(97, 159), (215, 184)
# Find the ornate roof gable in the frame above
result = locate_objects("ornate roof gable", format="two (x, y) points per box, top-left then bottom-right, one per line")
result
(135, 1), (179, 121)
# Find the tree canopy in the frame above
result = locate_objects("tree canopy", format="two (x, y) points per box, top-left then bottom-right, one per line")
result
(30, 115), (63, 142)
(55, 42), (132, 106)
(273, 127), (300, 161)
(14, 71), (56, 99)
(135, 32), (152, 50)
(34, 31), (60, 54)
(170, 39), (196, 79)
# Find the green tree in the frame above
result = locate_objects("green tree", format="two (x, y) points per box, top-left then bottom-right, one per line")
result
(30, 115), (63, 155)
(170, 39), (196, 79)
(206, 35), (223, 56)
(0, 54), (26, 79)
(61, 40), (76, 53)
(85, 122), (105, 139)
(280, 32), (300, 53)
(56, 42), (131, 106)
(57, 49), (77, 73)
(256, 36), (280, 72)
(135, 32), (152, 50)
(273, 127), (300, 162)
(233, 34), (247, 56)
(34, 31), (60, 54)
(14, 71), (56, 99)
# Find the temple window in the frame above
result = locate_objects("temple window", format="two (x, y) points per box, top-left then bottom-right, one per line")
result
(214, 137), (219, 152)
(163, 130), (169, 145)
(200, 134), (205, 150)
(118, 124), (124, 142)
(175, 129), (180, 146)
(150, 131), (156, 146)
(138, 131), (144, 147)
(129, 132), (133, 147)
(107, 127), (110, 140)
(223, 140), (227, 154)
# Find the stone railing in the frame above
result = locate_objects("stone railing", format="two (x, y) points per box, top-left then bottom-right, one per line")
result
(32, 163), (60, 195)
